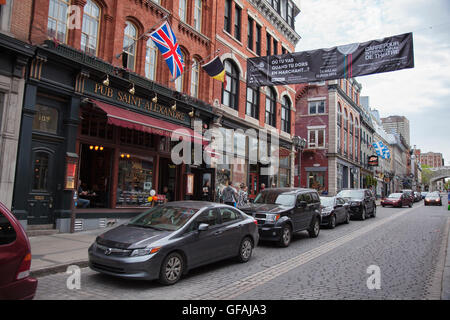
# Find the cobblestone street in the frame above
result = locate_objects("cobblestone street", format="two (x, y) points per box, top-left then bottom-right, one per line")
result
(34, 202), (450, 300)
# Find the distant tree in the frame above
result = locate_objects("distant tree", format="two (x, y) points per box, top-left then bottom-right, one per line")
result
(421, 165), (433, 187)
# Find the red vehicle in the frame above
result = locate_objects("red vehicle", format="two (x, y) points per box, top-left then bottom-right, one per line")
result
(381, 193), (413, 208)
(0, 202), (37, 300)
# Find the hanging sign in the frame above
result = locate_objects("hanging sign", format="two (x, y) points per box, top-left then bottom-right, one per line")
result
(247, 32), (414, 87)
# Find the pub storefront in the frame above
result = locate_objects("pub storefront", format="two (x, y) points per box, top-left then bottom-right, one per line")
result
(12, 41), (215, 232)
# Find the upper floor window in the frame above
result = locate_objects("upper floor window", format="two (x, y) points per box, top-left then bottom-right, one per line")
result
(273, 39), (278, 55)
(255, 24), (262, 56)
(145, 38), (158, 81)
(222, 60), (239, 110)
(344, 109), (348, 130)
(247, 16), (254, 51)
(265, 87), (276, 127)
(308, 128), (325, 149)
(246, 86), (259, 119)
(193, 0), (202, 32)
(234, 4), (242, 41)
(266, 33), (272, 56)
(280, 0), (287, 19)
(123, 21), (138, 71)
(179, 0), (187, 23)
(272, 0), (280, 11)
(350, 114), (354, 134)
(47, 0), (70, 43)
(190, 59), (200, 98)
(287, 1), (294, 27)
(308, 100), (325, 114)
(224, 0), (232, 33)
(337, 103), (342, 126)
(81, 0), (101, 56)
(281, 96), (291, 133)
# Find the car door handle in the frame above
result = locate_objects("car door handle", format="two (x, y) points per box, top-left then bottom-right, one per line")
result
(234, 224), (243, 229)
(214, 230), (223, 235)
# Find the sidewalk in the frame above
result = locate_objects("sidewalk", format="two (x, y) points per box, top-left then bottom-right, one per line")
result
(29, 226), (116, 277)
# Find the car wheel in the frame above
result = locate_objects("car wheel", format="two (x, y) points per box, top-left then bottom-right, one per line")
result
(308, 218), (320, 238)
(278, 224), (292, 247)
(382, 204), (385, 207)
(328, 215), (336, 229)
(372, 205), (377, 218)
(361, 207), (366, 220)
(237, 237), (253, 263)
(158, 252), (184, 285)
(344, 212), (350, 224)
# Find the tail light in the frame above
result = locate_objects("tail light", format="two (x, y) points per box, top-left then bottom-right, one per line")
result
(253, 219), (258, 225)
(16, 252), (32, 280)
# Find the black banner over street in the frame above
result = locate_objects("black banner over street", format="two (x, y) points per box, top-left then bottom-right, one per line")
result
(247, 33), (414, 87)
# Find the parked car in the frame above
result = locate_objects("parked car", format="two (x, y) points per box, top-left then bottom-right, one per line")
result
(239, 188), (321, 247)
(0, 202), (37, 300)
(336, 189), (377, 220)
(319, 196), (350, 229)
(89, 201), (259, 285)
(424, 192), (442, 206)
(413, 192), (422, 202)
(420, 192), (428, 199)
(402, 190), (415, 203)
(381, 193), (413, 208)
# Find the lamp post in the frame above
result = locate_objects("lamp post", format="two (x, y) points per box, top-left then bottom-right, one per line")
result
(293, 136), (307, 187)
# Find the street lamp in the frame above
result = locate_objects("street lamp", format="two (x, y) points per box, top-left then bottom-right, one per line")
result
(293, 136), (307, 187)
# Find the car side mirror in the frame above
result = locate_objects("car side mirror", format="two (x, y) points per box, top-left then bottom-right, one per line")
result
(198, 223), (209, 231)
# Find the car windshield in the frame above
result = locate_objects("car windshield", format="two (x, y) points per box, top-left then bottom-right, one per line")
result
(320, 197), (335, 207)
(337, 190), (364, 200)
(388, 193), (402, 199)
(426, 193), (439, 199)
(128, 206), (198, 231)
(254, 192), (296, 206)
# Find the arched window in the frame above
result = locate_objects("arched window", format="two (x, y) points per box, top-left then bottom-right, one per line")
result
(344, 109), (348, 131)
(222, 60), (239, 110)
(281, 96), (291, 133)
(190, 58), (200, 98)
(265, 87), (276, 127)
(349, 114), (354, 157)
(145, 38), (158, 81)
(193, 0), (202, 32)
(47, 0), (70, 43)
(123, 21), (138, 71)
(81, 0), (101, 55)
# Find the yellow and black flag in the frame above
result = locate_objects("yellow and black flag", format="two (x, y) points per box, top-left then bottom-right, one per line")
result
(201, 56), (226, 84)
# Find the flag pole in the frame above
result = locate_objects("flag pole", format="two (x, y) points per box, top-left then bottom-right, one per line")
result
(116, 14), (170, 60)
(169, 49), (222, 83)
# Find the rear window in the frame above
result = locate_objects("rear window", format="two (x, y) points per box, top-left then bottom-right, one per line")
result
(0, 211), (16, 245)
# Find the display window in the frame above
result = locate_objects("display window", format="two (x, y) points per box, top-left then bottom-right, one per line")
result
(116, 154), (154, 207)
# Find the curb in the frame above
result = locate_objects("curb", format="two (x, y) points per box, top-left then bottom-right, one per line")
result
(30, 260), (89, 278)
(442, 219), (450, 300)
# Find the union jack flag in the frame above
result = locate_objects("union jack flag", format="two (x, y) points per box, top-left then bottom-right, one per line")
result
(372, 141), (391, 159)
(149, 21), (185, 79)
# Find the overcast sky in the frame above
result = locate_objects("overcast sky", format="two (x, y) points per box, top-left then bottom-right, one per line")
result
(294, 0), (450, 165)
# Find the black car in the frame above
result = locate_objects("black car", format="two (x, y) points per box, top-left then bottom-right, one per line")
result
(413, 192), (422, 202)
(319, 196), (350, 229)
(239, 188), (321, 247)
(402, 190), (415, 203)
(89, 201), (259, 285)
(336, 189), (377, 220)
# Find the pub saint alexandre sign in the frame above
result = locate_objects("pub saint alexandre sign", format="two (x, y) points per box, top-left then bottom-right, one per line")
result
(84, 79), (190, 126)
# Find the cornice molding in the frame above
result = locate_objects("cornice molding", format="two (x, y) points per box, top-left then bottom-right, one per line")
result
(248, 0), (301, 45)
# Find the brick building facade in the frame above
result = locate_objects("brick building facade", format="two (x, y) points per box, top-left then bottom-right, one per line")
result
(295, 79), (363, 196)
(6, 0), (301, 231)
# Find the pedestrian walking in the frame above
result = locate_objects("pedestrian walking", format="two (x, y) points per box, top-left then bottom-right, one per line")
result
(237, 183), (249, 208)
(221, 181), (238, 207)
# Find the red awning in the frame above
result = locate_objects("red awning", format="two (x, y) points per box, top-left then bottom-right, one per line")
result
(91, 100), (204, 144)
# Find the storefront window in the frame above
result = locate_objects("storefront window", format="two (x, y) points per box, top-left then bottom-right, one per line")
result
(116, 154), (154, 207)
(308, 171), (325, 193)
